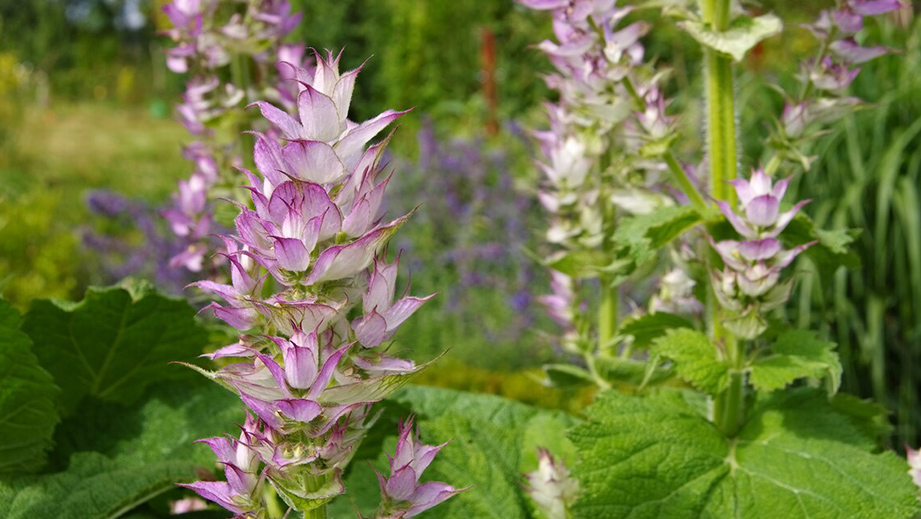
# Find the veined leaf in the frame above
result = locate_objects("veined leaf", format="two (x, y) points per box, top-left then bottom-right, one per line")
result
(331, 385), (579, 519)
(650, 328), (729, 395)
(749, 330), (842, 392)
(618, 311), (694, 349)
(0, 453), (195, 519)
(679, 14), (783, 62)
(612, 206), (702, 269)
(0, 299), (60, 473)
(0, 381), (243, 519)
(21, 287), (210, 415)
(570, 389), (921, 519)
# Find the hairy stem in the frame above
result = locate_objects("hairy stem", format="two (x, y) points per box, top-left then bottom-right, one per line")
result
(701, 0), (737, 202)
(701, 0), (745, 435)
(599, 278), (619, 355)
(714, 331), (745, 436)
(664, 150), (709, 212)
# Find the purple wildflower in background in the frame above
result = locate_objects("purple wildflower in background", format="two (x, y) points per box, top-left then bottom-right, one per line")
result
(83, 190), (193, 293)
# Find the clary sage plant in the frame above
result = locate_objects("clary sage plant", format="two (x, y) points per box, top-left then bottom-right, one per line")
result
(520, 0), (921, 518)
(179, 50), (462, 518)
(162, 0), (311, 274)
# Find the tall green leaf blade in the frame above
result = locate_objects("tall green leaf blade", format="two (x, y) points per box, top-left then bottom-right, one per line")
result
(21, 287), (209, 414)
(570, 389), (921, 519)
(0, 299), (60, 473)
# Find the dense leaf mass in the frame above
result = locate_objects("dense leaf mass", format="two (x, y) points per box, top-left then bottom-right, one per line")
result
(570, 389), (921, 519)
(21, 286), (209, 415)
(332, 385), (579, 519)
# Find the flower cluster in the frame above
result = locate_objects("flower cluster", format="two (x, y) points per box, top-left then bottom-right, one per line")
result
(710, 169), (814, 338)
(184, 51), (460, 516)
(771, 0), (905, 169)
(649, 268), (703, 316)
(371, 418), (463, 518)
(162, 0), (312, 273)
(523, 449), (579, 519)
(521, 0), (683, 356)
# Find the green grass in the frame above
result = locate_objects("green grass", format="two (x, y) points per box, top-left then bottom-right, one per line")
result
(791, 19), (921, 449)
(0, 102), (188, 306)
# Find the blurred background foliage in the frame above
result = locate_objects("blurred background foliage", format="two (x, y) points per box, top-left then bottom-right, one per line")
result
(1, 0), (920, 447)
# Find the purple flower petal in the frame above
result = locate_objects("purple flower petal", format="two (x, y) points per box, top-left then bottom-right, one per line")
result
(281, 140), (347, 184)
(274, 398), (322, 423)
(850, 0), (903, 16)
(830, 39), (891, 64)
(716, 200), (757, 238)
(248, 101), (302, 140)
(745, 195), (780, 227)
(297, 86), (343, 141)
(335, 109), (409, 171)
(737, 238), (782, 262)
(273, 237), (310, 271)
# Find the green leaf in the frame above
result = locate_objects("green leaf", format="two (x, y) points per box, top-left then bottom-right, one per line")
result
(570, 389), (921, 519)
(749, 330), (842, 393)
(21, 287), (210, 415)
(0, 452), (195, 519)
(542, 364), (595, 388)
(612, 206), (702, 270)
(0, 299), (60, 474)
(50, 380), (243, 468)
(0, 381), (243, 519)
(782, 213), (861, 271)
(678, 14), (783, 62)
(594, 355), (674, 387)
(332, 385), (579, 519)
(546, 250), (631, 280)
(650, 328), (729, 395)
(618, 312), (694, 349)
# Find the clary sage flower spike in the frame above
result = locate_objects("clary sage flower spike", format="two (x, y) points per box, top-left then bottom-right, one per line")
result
(710, 168), (815, 339)
(183, 49), (460, 517)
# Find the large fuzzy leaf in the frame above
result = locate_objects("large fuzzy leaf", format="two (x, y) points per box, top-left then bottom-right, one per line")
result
(21, 287), (209, 415)
(331, 385), (579, 519)
(0, 453), (196, 519)
(0, 381), (243, 519)
(0, 299), (60, 473)
(570, 389), (921, 519)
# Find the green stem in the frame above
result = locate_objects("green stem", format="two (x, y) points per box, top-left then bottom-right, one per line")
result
(764, 152), (783, 177)
(302, 506), (328, 519)
(714, 331), (745, 436)
(700, 0), (746, 436)
(599, 278), (619, 355)
(664, 150), (709, 213)
(705, 50), (738, 202)
(621, 76), (709, 212)
(700, 0), (737, 202)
